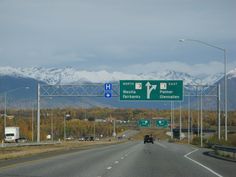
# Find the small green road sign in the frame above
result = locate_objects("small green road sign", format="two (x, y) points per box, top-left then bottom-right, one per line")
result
(120, 80), (183, 101)
(138, 119), (151, 127)
(156, 119), (169, 128)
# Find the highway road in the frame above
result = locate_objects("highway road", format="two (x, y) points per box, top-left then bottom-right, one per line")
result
(0, 141), (235, 177)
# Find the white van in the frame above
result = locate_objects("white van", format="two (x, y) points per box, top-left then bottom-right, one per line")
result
(4, 127), (20, 143)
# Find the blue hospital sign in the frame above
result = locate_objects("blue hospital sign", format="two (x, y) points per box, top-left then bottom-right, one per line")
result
(104, 83), (112, 98)
(104, 83), (112, 91)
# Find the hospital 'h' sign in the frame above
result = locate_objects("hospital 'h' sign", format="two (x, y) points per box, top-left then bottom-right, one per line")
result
(104, 83), (112, 98)
(120, 80), (183, 101)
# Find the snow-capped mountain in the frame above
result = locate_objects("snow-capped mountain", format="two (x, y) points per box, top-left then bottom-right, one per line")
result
(0, 67), (139, 85)
(0, 66), (227, 85)
(0, 66), (236, 110)
(228, 67), (236, 80)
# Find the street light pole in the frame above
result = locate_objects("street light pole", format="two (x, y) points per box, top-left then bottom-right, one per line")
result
(188, 94), (191, 144)
(51, 113), (54, 142)
(179, 39), (228, 141)
(196, 86), (200, 137)
(200, 87), (203, 147)
(170, 101), (173, 139)
(94, 121), (96, 139)
(3, 86), (30, 141)
(64, 115), (66, 141)
(179, 102), (182, 141)
(4, 93), (7, 131)
(32, 104), (34, 142)
(223, 49), (228, 140)
(217, 84), (221, 140)
(37, 84), (40, 143)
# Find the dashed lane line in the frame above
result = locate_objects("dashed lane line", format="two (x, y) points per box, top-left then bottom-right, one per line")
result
(106, 166), (112, 170)
(114, 161), (119, 164)
(155, 141), (167, 148)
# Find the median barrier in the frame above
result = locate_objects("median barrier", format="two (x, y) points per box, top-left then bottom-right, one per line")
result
(213, 145), (236, 160)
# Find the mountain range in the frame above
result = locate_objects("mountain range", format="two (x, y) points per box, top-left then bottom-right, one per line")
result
(0, 66), (235, 110)
(0, 66), (224, 85)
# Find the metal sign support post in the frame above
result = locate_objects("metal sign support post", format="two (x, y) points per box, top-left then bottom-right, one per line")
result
(197, 87), (200, 137)
(200, 87), (203, 147)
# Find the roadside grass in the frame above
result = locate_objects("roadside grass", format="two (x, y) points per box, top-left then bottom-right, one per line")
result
(0, 140), (122, 160)
(191, 133), (236, 147)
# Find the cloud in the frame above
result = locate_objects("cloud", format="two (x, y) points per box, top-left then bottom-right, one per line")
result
(52, 51), (86, 62)
(0, 0), (235, 71)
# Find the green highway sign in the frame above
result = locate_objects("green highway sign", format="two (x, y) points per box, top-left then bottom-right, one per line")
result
(138, 119), (151, 127)
(120, 80), (183, 101)
(156, 119), (169, 128)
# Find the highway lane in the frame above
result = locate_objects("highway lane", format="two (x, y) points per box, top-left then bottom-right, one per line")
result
(0, 141), (235, 177)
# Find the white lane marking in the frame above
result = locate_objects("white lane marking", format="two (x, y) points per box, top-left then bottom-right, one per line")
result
(114, 160), (119, 164)
(121, 157), (124, 159)
(184, 149), (223, 177)
(124, 154), (128, 157)
(107, 166), (112, 170)
(155, 141), (167, 148)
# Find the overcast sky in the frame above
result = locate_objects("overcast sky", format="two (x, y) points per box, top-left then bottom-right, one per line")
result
(0, 0), (235, 76)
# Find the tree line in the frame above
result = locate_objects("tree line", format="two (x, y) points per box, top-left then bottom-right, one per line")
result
(0, 107), (235, 141)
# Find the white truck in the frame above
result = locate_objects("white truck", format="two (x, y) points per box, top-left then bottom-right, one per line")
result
(4, 127), (20, 143)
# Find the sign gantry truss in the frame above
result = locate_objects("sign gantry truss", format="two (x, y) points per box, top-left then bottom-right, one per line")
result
(40, 83), (217, 98)
(40, 84), (119, 97)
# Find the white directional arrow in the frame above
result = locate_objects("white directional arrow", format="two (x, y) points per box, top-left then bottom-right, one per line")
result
(105, 92), (112, 98)
(145, 82), (157, 99)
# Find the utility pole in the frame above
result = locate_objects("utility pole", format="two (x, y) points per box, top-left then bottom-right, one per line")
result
(113, 120), (116, 137)
(179, 102), (182, 140)
(32, 105), (34, 142)
(37, 83), (40, 143)
(111, 114), (116, 137)
(93, 120), (96, 139)
(200, 87), (203, 147)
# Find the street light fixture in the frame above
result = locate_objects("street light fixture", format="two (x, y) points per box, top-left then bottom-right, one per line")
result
(3, 86), (30, 140)
(179, 38), (228, 141)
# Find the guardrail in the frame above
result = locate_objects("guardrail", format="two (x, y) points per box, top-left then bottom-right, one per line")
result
(213, 145), (236, 159)
(1, 141), (61, 148)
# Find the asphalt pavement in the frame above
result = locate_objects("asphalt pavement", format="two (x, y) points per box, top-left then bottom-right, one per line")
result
(0, 140), (235, 177)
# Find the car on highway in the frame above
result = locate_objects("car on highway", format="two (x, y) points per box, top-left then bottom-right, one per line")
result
(144, 134), (154, 144)
(65, 136), (74, 141)
(89, 136), (94, 141)
(18, 137), (28, 143)
(84, 136), (94, 141)
(78, 137), (85, 141)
